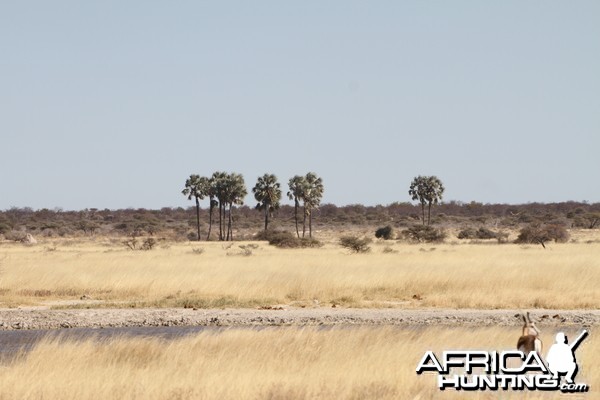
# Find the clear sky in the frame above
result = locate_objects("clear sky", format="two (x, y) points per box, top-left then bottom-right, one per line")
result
(1, 1), (598, 210)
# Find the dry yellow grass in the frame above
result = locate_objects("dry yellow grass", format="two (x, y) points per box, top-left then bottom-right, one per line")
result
(0, 326), (596, 399)
(0, 240), (598, 309)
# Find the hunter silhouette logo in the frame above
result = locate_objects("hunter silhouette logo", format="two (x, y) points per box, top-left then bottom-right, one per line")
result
(416, 328), (589, 393)
(546, 330), (588, 385)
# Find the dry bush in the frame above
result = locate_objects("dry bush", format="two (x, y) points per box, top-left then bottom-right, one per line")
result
(225, 244), (260, 257)
(402, 225), (446, 243)
(0, 222), (12, 235)
(123, 236), (157, 251)
(257, 230), (322, 249)
(140, 238), (157, 250)
(3, 231), (26, 242)
(339, 236), (371, 253)
(457, 227), (497, 240)
(515, 224), (569, 247)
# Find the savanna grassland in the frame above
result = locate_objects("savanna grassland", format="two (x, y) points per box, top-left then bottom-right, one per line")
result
(0, 235), (598, 309)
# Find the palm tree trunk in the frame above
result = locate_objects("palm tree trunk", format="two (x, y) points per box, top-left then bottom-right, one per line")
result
(207, 202), (214, 241)
(294, 201), (300, 238)
(218, 203), (223, 241)
(309, 211), (312, 238)
(227, 203), (233, 241)
(421, 203), (426, 225)
(427, 203), (432, 226)
(264, 207), (269, 231)
(302, 206), (307, 238)
(195, 197), (201, 241)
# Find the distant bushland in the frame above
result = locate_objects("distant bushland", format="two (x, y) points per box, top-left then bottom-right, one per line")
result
(0, 201), (597, 241)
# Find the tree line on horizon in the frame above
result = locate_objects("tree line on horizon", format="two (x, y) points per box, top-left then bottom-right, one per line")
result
(2, 199), (599, 241)
(183, 172), (324, 241)
(183, 173), (447, 241)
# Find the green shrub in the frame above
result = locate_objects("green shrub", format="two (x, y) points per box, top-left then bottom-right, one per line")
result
(402, 225), (446, 243)
(187, 232), (199, 241)
(4, 231), (26, 242)
(0, 222), (12, 235)
(339, 236), (372, 253)
(457, 228), (477, 239)
(257, 230), (322, 248)
(375, 225), (394, 240)
(457, 227), (498, 240)
(515, 224), (569, 247)
(475, 227), (497, 239)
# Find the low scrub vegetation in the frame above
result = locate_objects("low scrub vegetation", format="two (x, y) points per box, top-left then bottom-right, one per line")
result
(515, 223), (569, 247)
(458, 227), (496, 240)
(374, 225), (394, 240)
(339, 236), (372, 253)
(1, 201), (598, 241)
(255, 230), (322, 248)
(123, 236), (157, 251)
(457, 227), (509, 243)
(402, 225), (446, 243)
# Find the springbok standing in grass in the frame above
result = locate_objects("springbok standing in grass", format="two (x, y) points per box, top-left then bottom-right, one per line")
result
(517, 312), (543, 355)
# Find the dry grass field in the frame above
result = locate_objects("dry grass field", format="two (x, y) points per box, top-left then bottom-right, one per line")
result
(0, 237), (598, 309)
(0, 326), (596, 399)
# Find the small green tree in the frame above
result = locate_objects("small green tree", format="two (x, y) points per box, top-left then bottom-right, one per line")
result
(408, 175), (444, 225)
(515, 223), (569, 248)
(339, 236), (372, 253)
(252, 174), (282, 231)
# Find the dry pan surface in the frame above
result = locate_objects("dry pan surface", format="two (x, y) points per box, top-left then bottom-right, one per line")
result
(1, 308), (599, 331)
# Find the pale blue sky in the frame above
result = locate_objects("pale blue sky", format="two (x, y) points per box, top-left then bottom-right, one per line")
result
(1, 1), (598, 210)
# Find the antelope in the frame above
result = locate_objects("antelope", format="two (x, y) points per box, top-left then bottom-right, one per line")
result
(517, 312), (542, 355)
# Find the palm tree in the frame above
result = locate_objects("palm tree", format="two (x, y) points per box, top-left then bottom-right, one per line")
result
(287, 175), (306, 238)
(303, 172), (324, 238)
(252, 174), (282, 231)
(182, 174), (209, 241)
(224, 173), (247, 241)
(409, 175), (444, 225)
(206, 177), (219, 241)
(211, 171), (229, 240)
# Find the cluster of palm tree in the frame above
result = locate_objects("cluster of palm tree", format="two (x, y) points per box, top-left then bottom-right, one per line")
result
(183, 172), (324, 241)
(408, 175), (445, 225)
(287, 173), (324, 238)
(182, 172), (247, 241)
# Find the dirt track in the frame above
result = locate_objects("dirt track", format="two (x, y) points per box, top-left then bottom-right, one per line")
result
(0, 308), (598, 331)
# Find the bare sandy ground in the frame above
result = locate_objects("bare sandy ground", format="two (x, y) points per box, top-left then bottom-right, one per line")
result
(0, 308), (598, 330)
